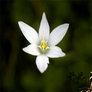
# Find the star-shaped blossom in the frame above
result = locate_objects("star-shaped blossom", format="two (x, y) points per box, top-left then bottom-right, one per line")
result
(18, 12), (69, 73)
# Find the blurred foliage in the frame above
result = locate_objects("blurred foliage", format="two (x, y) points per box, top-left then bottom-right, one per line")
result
(0, 0), (92, 92)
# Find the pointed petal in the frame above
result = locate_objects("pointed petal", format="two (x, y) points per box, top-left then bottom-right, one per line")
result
(49, 24), (69, 46)
(39, 12), (50, 41)
(23, 44), (40, 56)
(18, 21), (39, 44)
(36, 55), (49, 73)
(47, 46), (65, 58)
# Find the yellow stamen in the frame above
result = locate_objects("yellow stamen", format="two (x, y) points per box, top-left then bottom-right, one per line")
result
(91, 82), (92, 88)
(41, 43), (46, 50)
(90, 76), (92, 80)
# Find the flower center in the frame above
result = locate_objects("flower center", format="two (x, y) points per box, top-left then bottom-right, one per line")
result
(40, 40), (47, 50)
(41, 43), (46, 49)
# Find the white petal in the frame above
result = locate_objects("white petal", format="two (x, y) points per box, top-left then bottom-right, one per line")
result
(47, 46), (65, 58)
(23, 44), (40, 56)
(49, 24), (69, 46)
(18, 21), (39, 44)
(39, 12), (50, 41)
(36, 55), (49, 73)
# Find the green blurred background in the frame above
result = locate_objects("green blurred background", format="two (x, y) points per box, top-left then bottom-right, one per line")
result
(0, 0), (92, 92)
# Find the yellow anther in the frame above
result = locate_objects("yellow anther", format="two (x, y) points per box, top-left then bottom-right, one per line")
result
(91, 82), (92, 87)
(90, 76), (92, 80)
(41, 43), (46, 50)
(41, 40), (43, 44)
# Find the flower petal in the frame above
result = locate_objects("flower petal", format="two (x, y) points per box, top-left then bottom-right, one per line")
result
(47, 46), (65, 58)
(49, 24), (69, 46)
(36, 55), (49, 73)
(23, 44), (40, 56)
(18, 21), (39, 44)
(39, 12), (50, 41)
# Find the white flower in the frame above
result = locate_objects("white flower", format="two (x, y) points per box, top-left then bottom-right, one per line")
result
(18, 12), (69, 73)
